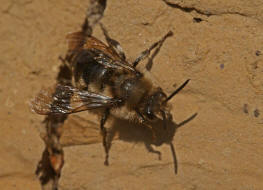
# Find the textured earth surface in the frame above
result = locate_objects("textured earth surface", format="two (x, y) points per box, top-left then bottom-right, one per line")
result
(1, 0), (263, 189)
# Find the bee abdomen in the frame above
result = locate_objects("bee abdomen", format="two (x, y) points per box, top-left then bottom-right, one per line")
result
(73, 50), (113, 89)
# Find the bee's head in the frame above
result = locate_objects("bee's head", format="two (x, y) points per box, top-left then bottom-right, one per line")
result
(144, 88), (167, 120)
(143, 79), (190, 128)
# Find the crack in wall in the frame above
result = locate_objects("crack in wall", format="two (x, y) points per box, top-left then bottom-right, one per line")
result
(2, 0), (15, 14)
(163, 0), (213, 16)
(162, 0), (250, 18)
(1, 0), (30, 22)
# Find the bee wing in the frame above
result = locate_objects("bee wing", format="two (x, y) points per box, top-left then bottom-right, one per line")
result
(61, 114), (101, 146)
(31, 85), (122, 115)
(66, 32), (138, 74)
(61, 114), (119, 147)
(92, 51), (138, 73)
(66, 31), (87, 52)
(66, 31), (118, 58)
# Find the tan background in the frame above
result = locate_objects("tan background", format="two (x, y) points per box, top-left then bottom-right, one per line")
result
(1, 0), (263, 189)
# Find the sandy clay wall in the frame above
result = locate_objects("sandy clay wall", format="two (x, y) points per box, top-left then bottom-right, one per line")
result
(0, 0), (263, 189)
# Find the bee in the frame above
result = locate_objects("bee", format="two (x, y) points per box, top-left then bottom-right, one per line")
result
(31, 24), (190, 168)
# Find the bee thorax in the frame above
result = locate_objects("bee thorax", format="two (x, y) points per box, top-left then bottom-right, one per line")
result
(115, 77), (152, 108)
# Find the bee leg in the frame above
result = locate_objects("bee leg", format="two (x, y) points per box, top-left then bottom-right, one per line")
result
(58, 55), (71, 68)
(100, 108), (110, 166)
(135, 109), (145, 123)
(160, 110), (167, 129)
(100, 23), (126, 60)
(132, 31), (173, 69)
(145, 143), (162, 160)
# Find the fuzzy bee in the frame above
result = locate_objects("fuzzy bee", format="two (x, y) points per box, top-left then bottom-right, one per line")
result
(31, 24), (190, 168)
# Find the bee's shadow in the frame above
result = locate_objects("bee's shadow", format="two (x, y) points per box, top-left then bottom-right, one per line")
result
(106, 113), (198, 174)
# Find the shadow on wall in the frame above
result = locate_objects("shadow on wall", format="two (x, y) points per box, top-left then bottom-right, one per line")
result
(106, 112), (198, 174)
(35, 105), (197, 189)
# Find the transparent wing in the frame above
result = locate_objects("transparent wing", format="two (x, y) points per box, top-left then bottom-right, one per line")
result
(31, 84), (122, 115)
(61, 114), (101, 146)
(60, 114), (119, 147)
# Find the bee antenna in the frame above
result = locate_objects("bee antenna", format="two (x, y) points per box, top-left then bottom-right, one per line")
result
(164, 79), (190, 103)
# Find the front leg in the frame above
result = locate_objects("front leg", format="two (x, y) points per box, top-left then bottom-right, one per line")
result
(100, 108), (110, 166)
(135, 108), (146, 123)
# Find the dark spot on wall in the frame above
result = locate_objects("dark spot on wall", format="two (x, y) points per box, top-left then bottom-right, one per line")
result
(243, 104), (248, 114)
(193, 17), (203, 23)
(255, 50), (261, 56)
(254, 109), (260, 117)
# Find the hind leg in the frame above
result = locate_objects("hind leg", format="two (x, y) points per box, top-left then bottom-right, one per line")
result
(132, 31), (173, 69)
(100, 23), (126, 60)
